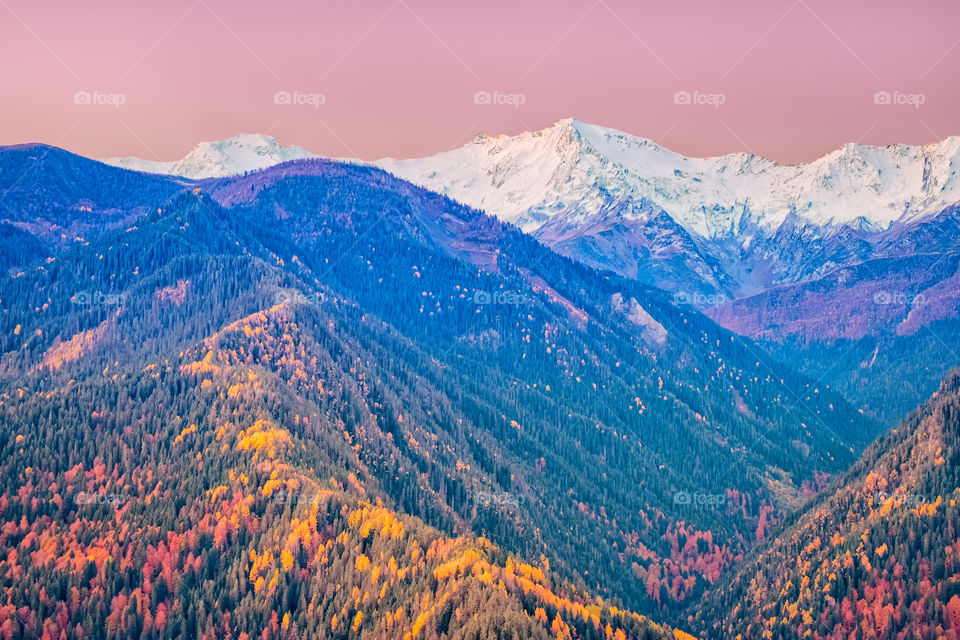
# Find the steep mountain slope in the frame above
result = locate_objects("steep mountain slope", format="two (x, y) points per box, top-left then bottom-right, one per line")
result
(0, 144), (187, 262)
(774, 316), (960, 428)
(0, 147), (878, 627)
(103, 134), (315, 179)
(709, 203), (960, 343)
(0, 305), (676, 639)
(687, 369), (960, 639)
(706, 200), (960, 424)
(374, 120), (960, 424)
(0, 157), (681, 638)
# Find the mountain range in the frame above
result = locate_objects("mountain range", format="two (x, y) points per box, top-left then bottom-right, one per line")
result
(4, 144), (698, 638)
(0, 141), (869, 637)
(1, 120), (957, 638)
(104, 121), (960, 423)
(104, 121), (960, 316)
(378, 119), (960, 296)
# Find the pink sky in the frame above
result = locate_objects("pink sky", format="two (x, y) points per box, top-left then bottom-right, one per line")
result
(1, 0), (958, 163)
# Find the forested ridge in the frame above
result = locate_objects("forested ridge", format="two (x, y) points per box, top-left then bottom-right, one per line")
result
(687, 370), (960, 639)
(0, 300), (680, 639)
(0, 146), (939, 639)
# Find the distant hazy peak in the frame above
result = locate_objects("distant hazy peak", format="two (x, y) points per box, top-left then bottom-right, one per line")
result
(103, 133), (316, 179)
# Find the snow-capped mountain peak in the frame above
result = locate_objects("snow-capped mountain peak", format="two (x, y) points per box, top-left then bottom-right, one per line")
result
(103, 133), (316, 179)
(373, 119), (960, 299)
(376, 120), (960, 240)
